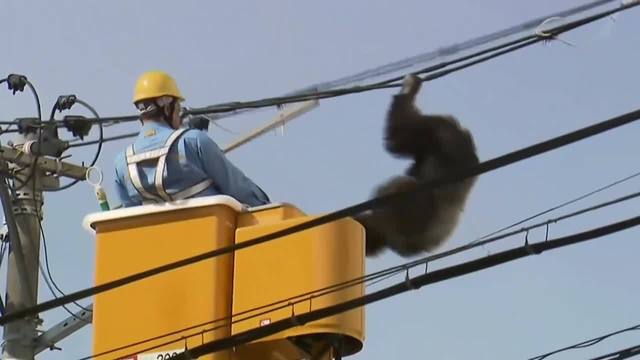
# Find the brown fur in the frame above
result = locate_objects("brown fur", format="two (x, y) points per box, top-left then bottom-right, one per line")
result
(355, 75), (479, 257)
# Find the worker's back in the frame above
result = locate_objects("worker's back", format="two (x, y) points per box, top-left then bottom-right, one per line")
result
(113, 121), (269, 208)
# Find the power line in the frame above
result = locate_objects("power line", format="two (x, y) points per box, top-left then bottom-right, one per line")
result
(250, 0), (614, 99)
(45, 98), (104, 192)
(68, 132), (136, 148)
(285, 0), (617, 93)
(4, 1), (634, 153)
(591, 344), (640, 360)
(530, 323), (640, 360)
(185, 2), (640, 116)
(39, 221), (92, 316)
(1, 105), (639, 326)
(475, 170), (640, 242)
(80, 258), (407, 359)
(34, 0), (639, 137)
(4, 77), (44, 192)
(81, 186), (640, 360)
(171, 214), (640, 360)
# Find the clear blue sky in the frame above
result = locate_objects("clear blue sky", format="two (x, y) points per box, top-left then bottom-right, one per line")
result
(1, 1), (639, 359)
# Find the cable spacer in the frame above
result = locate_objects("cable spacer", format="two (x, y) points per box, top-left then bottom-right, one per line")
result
(523, 231), (541, 255)
(405, 269), (418, 290)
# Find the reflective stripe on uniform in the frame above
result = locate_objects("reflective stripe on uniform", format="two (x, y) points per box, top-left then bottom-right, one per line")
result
(125, 128), (214, 203)
(172, 178), (214, 200)
(126, 144), (163, 202)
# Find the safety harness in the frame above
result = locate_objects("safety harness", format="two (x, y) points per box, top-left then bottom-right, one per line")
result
(125, 128), (214, 204)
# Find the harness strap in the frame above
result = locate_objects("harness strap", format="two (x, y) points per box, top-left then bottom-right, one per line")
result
(154, 129), (188, 202)
(172, 178), (214, 201)
(126, 145), (163, 202)
(126, 128), (213, 204)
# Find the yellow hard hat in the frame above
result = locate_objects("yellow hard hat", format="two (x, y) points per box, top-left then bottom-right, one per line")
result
(133, 71), (185, 104)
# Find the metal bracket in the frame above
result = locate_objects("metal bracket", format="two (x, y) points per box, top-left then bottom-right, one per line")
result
(0, 146), (88, 180)
(34, 303), (93, 355)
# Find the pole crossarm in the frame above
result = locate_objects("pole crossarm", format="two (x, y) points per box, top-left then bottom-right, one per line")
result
(0, 146), (88, 181)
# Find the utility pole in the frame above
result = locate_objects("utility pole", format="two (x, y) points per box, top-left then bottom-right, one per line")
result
(0, 117), (89, 360)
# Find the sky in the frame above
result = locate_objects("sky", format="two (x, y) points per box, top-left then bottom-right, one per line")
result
(1, 1), (639, 359)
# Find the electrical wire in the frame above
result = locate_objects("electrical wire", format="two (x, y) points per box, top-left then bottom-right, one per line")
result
(590, 344), (640, 360)
(26, 81), (42, 123)
(5, 79), (44, 192)
(28, 0), (639, 132)
(2, 105), (640, 326)
(32, 156), (92, 322)
(38, 258), (88, 322)
(68, 132), (137, 148)
(38, 221), (92, 316)
(529, 323), (640, 360)
(81, 262), (409, 359)
(170, 214), (640, 360)
(474, 170), (640, 243)
(282, 0), (617, 93)
(46, 99), (104, 192)
(79, 186), (640, 360)
(186, 1), (640, 116)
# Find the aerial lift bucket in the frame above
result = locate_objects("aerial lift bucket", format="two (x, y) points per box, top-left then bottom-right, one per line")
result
(84, 196), (365, 360)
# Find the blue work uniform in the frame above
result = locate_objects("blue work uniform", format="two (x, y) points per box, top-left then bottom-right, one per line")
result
(113, 121), (270, 208)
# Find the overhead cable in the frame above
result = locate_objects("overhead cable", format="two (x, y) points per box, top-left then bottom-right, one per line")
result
(80, 186), (640, 360)
(590, 344), (640, 360)
(186, 2), (640, 115)
(475, 170), (640, 242)
(45, 98), (104, 192)
(530, 323), (640, 360)
(170, 215), (640, 359)
(1, 106), (639, 326)
(41, 0), (638, 134)
(68, 132), (137, 148)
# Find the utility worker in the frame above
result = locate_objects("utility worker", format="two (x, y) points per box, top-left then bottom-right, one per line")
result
(113, 71), (270, 208)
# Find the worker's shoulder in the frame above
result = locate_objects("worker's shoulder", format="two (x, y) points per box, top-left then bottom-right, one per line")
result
(180, 129), (217, 145)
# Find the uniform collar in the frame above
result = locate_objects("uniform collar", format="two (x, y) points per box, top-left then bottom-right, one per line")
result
(138, 120), (173, 140)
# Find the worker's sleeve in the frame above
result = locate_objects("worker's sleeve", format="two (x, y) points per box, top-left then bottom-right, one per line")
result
(113, 154), (140, 208)
(194, 133), (270, 207)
